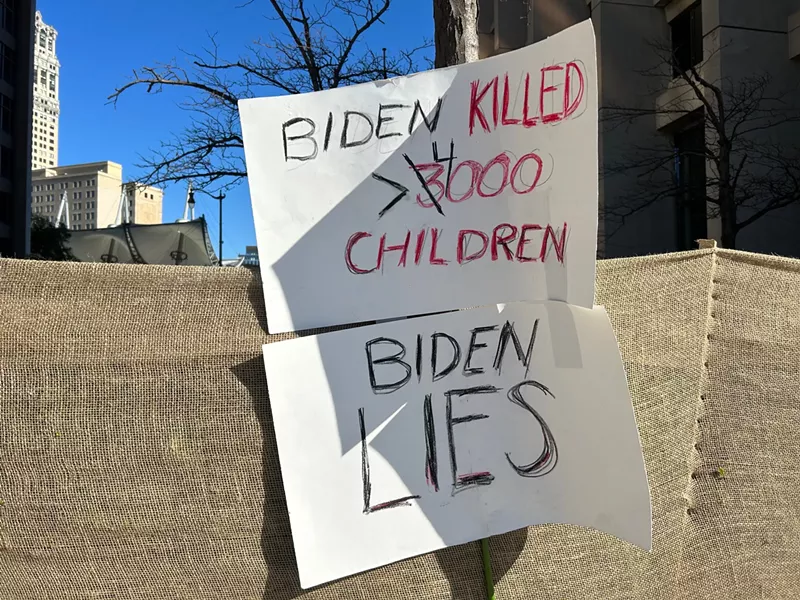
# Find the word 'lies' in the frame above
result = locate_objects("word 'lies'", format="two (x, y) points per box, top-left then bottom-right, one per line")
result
(358, 321), (558, 514)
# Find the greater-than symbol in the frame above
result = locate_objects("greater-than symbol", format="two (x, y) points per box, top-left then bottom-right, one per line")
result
(372, 172), (410, 219)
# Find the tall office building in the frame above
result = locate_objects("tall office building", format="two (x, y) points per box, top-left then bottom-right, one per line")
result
(32, 10), (58, 170)
(0, 0), (35, 257)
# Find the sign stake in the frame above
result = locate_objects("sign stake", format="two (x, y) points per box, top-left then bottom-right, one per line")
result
(480, 538), (496, 600)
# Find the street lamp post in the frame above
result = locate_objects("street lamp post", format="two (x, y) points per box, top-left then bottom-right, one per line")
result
(187, 189), (196, 218)
(217, 192), (225, 262)
(189, 188), (226, 263)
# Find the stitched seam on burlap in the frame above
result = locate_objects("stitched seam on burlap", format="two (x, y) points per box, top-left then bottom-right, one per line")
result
(674, 247), (718, 589)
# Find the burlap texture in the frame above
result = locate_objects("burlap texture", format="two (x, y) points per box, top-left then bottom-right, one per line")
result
(0, 247), (798, 599)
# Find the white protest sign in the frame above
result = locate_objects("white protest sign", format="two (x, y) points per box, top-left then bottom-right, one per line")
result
(263, 302), (651, 588)
(240, 21), (598, 333)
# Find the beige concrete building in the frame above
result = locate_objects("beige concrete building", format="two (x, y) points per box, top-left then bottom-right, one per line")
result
(32, 10), (58, 170)
(436, 0), (800, 257)
(124, 181), (163, 225)
(31, 161), (163, 230)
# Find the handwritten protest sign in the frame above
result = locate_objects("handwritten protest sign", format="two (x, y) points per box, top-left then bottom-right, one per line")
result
(240, 21), (598, 333)
(263, 302), (651, 588)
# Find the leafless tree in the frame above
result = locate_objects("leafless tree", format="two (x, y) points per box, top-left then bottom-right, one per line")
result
(108, 0), (430, 193)
(603, 41), (800, 249)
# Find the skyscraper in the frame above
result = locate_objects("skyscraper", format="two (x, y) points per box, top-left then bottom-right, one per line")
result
(32, 10), (58, 170)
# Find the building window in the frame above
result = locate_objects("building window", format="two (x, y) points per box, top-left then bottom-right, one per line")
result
(39, 68), (46, 86)
(75, 224), (81, 230)
(0, 0), (13, 34)
(0, 144), (11, 179)
(674, 120), (707, 250)
(671, 1), (703, 76)
(0, 42), (13, 84)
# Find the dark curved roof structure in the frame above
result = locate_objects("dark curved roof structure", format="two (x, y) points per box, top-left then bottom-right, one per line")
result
(66, 218), (219, 266)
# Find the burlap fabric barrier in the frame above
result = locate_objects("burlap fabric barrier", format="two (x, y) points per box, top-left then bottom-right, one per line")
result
(0, 247), (798, 599)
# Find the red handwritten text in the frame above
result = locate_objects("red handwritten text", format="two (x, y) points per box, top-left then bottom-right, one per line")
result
(413, 151), (545, 208)
(469, 63), (586, 135)
(345, 223), (567, 274)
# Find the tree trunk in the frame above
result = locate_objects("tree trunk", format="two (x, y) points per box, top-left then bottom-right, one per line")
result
(720, 201), (737, 248)
(717, 140), (736, 248)
(433, 0), (480, 67)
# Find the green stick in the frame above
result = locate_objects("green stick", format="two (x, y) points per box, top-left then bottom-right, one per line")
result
(480, 538), (496, 600)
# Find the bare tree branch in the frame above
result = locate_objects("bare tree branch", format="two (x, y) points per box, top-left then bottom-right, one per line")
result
(331, 0), (391, 86)
(601, 37), (800, 248)
(108, 0), (431, 192)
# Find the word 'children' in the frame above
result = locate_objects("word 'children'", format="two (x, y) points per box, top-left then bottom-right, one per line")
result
(345, 223), (568, 274)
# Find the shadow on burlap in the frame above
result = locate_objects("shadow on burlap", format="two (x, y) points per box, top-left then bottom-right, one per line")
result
(0, 247), (798, 599)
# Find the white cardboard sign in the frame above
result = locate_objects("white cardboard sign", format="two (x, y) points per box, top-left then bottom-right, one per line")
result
(240, 21), (598, 333)
(263, 302), (651, 588)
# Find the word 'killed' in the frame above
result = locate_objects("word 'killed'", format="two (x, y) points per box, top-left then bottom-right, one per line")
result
(469, 63), (586, 135)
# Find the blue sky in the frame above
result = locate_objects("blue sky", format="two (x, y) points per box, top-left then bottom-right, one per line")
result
(38, 0), (434, 258)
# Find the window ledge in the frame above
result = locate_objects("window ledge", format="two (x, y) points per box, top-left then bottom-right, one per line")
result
(654, 66), (706, 130)
(789, 10), (800, 59)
